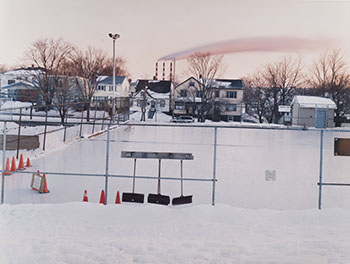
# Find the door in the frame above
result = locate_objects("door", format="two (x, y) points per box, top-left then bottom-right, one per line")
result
(315, 109), (327, 128)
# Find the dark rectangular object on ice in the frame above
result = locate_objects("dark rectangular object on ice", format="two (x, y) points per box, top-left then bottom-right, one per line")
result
(147, 193), (170, 205)
(172, 195), (192, 205)
(122, 192), (144, 203)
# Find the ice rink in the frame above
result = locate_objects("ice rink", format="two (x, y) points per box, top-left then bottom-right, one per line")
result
(3, 124), (350, 210)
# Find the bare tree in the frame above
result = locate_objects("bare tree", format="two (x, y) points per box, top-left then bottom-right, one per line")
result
(309, 49), (350, 126)
(263, 57), (303, 123)
(187, 52), (224, 122)
(25, 38), (74, 107)
(53, 75), (84, 124)
(70, 47), (128, 120)
(243, 57), (303, 124)
(243, 72), (271, 123)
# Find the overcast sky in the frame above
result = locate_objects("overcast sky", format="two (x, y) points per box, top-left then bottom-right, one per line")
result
(1, 0), (349, 80)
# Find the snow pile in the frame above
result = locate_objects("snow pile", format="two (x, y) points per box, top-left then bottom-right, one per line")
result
(1, 203), (350, 263)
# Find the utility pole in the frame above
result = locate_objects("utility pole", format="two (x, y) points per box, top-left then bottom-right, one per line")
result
(108, 33), (120, 122)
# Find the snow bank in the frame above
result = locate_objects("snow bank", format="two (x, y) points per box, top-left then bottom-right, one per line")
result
(0, 202), (350, 263)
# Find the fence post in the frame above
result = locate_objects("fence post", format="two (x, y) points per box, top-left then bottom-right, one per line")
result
(101, 101), (106, 130)
(92, 105), (97, 134)
(104, 124), (111, 205)
(79, 106), (84, 138)
(318, 129), (324, 210)
(212, 127), (217, 206)
(1, 121), (7, 204)
(16, 108), (22, 159)
(43, 106), (48, 151)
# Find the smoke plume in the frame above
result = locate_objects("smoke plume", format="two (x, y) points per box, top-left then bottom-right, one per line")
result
(158, 37), (332, 61)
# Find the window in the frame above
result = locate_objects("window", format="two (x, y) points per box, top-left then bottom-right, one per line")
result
(226, 91), (237, 98)
(226, 104), (237, 111)
(180, 90), (187, 97)
(8, 80), (15, 85)
(109, 85), (113, 91)
(195, 91), (202, 98)
(189, 81), (195, 87)
(160, 99), (165, 107)
(175, 104), (185, 110)
(215, 91), (220, 98)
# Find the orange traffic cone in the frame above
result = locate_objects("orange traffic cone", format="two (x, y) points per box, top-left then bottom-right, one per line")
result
(26, 157), (32, 167)
(115, 191), (121, 204)
(99, 190), (105, 204)
(4, 158), (11, 175)
(83, 190), (88, 202)
(42, 174), (49, 193)
(10, 157), (16, 172)
(17, 154), (25, 170)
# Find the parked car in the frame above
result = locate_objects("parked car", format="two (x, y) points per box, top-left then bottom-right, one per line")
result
(171, 116), (194, 123)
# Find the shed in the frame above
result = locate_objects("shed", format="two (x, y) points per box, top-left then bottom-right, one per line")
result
(291, 96), (336, 128)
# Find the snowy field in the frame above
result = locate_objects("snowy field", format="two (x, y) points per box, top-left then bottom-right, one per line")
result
(1, 203), (350, 264)
(2, 111), (350, 263)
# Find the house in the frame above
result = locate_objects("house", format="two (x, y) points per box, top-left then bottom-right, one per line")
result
(172, 77), (244, 121)
(132, 79), (172, 113)
(1, 68), (88, 105)
(93, 76), (130, 102)
(0, 67), (42, 90)
(1, 81), (39, 103)
(291, 95), (336, 128)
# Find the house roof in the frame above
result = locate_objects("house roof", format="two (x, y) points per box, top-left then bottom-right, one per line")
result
(212, 79), (244, 89)
(135, 79), (171, 93)
(97, 76), (126, 85)
(175, 77), (244, 89)
(292, 96), (337, 109)
(175, 77), (204, 89)
(3, 67), (45, 76)
(1, 81), (35, 90)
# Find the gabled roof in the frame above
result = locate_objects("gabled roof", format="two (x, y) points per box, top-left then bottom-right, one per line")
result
(135, 79), (171, 93)
(175, 77), (203, 89)
(97, 76), (126, 85)
(292, 96), (337, 109)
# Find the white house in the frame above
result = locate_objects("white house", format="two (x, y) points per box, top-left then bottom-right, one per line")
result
(0, 67), (42, 90)
(291, 95), (336, 128)
(172, 77), (244, 121)
(93, 76), (130, 102)
(132, 79), (172, 113)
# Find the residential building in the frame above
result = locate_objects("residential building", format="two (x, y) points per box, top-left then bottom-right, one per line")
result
(92, 76), (130, 102)
(132, 79), (172, 113)
(0, 67), (42, 90)
(172, 77), (244, 121)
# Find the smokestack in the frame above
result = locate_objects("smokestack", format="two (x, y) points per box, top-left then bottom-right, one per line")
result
(169, 62), (173, 81)
(155, 62), (158, 80)
(162, 62), (165, 80)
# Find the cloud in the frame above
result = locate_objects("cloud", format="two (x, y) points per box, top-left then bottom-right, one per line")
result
(158, 37), (333, 61)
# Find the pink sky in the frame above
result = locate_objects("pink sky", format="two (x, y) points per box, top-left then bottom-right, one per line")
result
(0, 0), (349, 81)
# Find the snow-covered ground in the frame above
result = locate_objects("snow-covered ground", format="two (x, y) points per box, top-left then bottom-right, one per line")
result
(1, 203), (350, 263)
(2, 110), (350, 263)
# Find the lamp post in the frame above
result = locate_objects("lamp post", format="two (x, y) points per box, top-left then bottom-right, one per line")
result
(108, 33), (120, 122)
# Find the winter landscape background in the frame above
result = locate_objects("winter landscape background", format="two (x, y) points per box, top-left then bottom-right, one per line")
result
(1, 110), (350, 263)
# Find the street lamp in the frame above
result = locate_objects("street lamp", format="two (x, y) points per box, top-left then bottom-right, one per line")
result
(108, 33), (120, 122)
